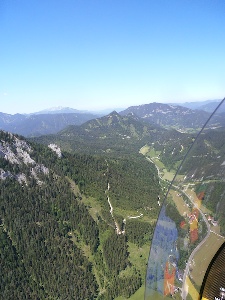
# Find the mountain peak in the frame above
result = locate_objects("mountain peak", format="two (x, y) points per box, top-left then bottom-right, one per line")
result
(107, 110), (121, 118)
(33, 107), (86, 115)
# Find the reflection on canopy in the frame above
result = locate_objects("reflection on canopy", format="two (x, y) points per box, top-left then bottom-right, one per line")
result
(145, 99), (225, 300)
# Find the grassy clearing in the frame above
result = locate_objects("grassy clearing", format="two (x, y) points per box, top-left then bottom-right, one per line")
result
(140, 145), (161, 159)
(113, 206), (143, 218)
(162, 169), (175, 181)
(119, 266), (136, 278)
(71, 230), (109, 294)
(152, 158), (164, 169)
(148, 148), (161, 158)
(170, 190), (190, 216)
(113, 207), (155, 224)
(70, 231), (92, 259)
(140, 145), (183, 184)
(128, 242), (150, 281)
(80, 195), (103, 222)
(174, 160), (182, 169)
(114, 242), (150, 300)
(140, 145), (175, 183)
(147, 147), (161, 158)
(67, 176), (103, 221)
(66, 176), (81, 195)
(145, 290), (178, 300)
(139, 145), (150, 155)
(115, 285), (145, 300)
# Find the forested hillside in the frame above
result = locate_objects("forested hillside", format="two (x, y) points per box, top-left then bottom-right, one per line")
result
(32, 111), (194, 166)
(0, 130), (161, 299)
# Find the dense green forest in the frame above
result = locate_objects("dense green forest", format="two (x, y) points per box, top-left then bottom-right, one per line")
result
(0, 171), (98, 299)
(0, 130), (160, 299)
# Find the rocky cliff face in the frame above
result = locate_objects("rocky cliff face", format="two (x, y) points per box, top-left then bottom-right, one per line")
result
(0, 131), (50, 185)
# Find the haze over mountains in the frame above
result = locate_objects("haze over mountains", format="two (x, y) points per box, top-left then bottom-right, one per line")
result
(33, 106), (88, 114)
(168, 99), (221, 111)
(34, 106), (125, 115)
(0, 100), (223, 137)
(0, 111), (99, 137)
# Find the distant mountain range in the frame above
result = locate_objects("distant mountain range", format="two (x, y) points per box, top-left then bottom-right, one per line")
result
(33, 106), (125, 115)
(120, 102), (211, 131)
(1, 100), (224, 137)
(0, 111), (99, 137)
(33, 100), (222, 114)
(33, 106), (87, 114)
(168, 99), (222, 112)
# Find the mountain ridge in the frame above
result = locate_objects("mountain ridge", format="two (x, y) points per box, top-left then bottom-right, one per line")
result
(33, 106), (87, 114)
(1, 101), (224, 137)
(0, 112), (99, 137)
(120, 102), (211, 131)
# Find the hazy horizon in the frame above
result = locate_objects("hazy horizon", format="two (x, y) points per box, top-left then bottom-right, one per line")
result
(0, 98), (222, 116)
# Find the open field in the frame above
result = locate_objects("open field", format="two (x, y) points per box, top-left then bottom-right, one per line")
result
(149, 148), (161, 158)
(170, 189), (190, 216)
(66, 176), (81, 194)
(139, 145), (161, 157)
(113, 206), (156, 224)
(128, 242), (150, 280)
(115, 243), (150, 299)
(152, 157), (164, 169)
(140, 145), (178, 182)
(67, 177), (104, 221)
(162, 168), (175, 181)
(80, 195), (103, 221)
(115, 285), (145, 300)
(139, 145), (150, 155)
(144, 290), (181, 300)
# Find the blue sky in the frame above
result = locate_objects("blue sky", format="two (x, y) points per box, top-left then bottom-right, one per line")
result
(0, 0), (225, 114)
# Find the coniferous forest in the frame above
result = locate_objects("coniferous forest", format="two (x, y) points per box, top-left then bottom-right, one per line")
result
(0, 130), (160, 299)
